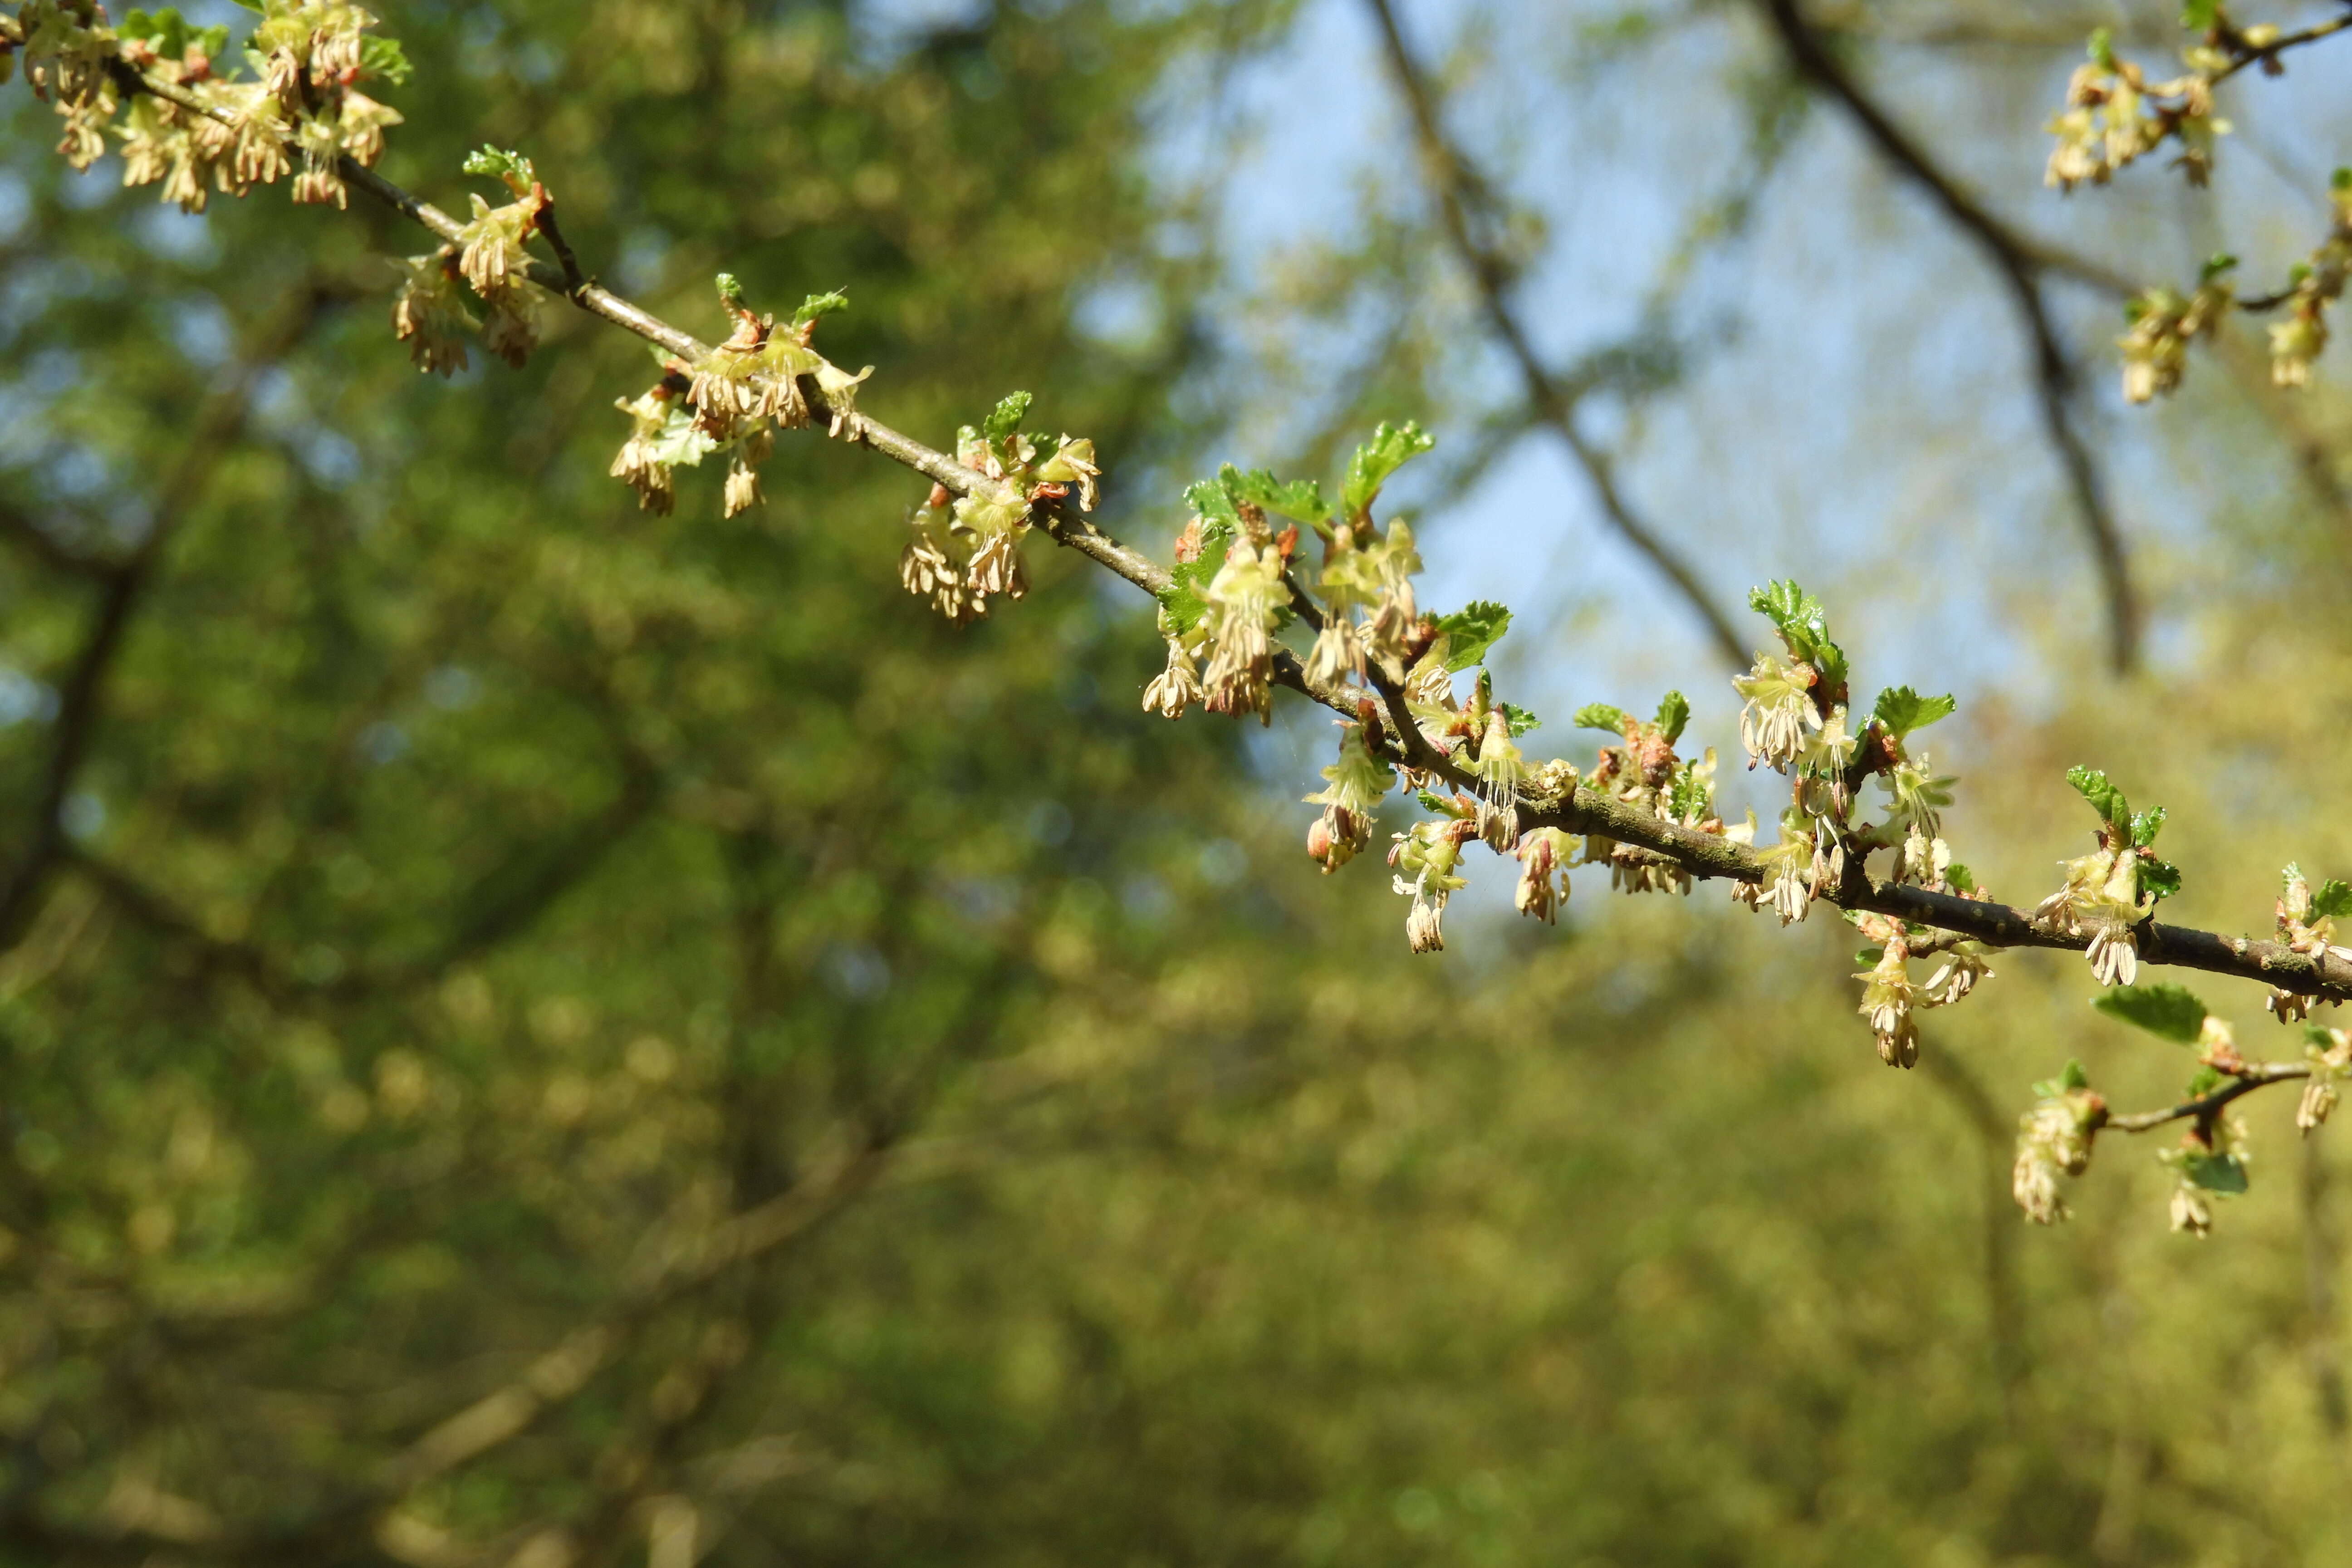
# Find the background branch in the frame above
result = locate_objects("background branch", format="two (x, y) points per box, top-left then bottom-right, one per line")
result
(1759, 0), (2143, 674)
(1359, 0), (1748, 670)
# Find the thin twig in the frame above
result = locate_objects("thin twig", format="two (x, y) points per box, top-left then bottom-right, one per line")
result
(2103, 1063), (2308, 1134)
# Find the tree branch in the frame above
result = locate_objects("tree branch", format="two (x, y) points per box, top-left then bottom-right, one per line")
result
(1759, 0), (2143, 674)
(2104, 1062), (2309, 1135)
(0, 284), (336, 951)
(93, 59), (2352, 1009)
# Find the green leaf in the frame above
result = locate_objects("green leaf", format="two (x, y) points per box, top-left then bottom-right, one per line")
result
(1944, 863), (1977, 894)
(2200, 251), (2238, 283)
(1745, 579), (1847, 686)
(1182, 475), (1245, 534)
(122, 8), (191, 56)
(2180, 0), (2219, 29)
(1437, 602), (1511, 673)
(2033, 1058), (2093, 1099)
(2139, 857), (2183, 901)
(1872, 686), (1955, 740)
(1572, 703), (1629, 734)
(2087, 26), (2117, 70)
(1855, 946), (1884, 967)
(1341, 421), (1436, 518)
(462, 147), (538, 197)
(646, 407), (717, 469)
(792, 290), (850, 329)
(714, 273), (746, 309)
(2185, 1065), (2225, 1098)
(1666, 763), (1709, 822)
(358, 34), (412, 84)
(2092, 983), (2208, 1044)
(2308, 1024), (2342, 1049)
(1222, 466), (1331, 526)
(2183, 1151), (2248, 1195)
(2129, 805), (2166, 848)
(2315, 880), (2352, 920)
(2065, 765), (2131, 833)
(1500, 702), (1541, 738)
(1154, 583), (1208, 637)
(1653, 691), (1690, 744)
(1414, 789), (1470, 818)
(982, 392), (1034, 444)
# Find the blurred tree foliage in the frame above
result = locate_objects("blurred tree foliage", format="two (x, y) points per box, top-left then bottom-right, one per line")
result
(6, 1), (2352, 1566)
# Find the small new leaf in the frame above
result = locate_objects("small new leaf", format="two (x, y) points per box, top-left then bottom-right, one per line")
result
(646, 407), (718, 469)
(2129, 805), (2167, 848)
(1572, 703), (1630, 734)
(2314, 879), (2352, 920)
(2180, 0), (2220, 29)
(1945, 862), (1978, 894)
(1182, 476), (1244, 534)
(1872, 686), (1956, 741)
(1341, 421), (1436, 518)
(462, 146), (536, 191)
(2185, 1064), (2225, 1097)
(2032, 1058), (2093, 1099)
(1155, 583), (1209, 637)
(983, 392), (1034, 443)
(2092, 982), (2208, 1044)
(1855, 946), (1885, 967)
(1653, 691), (1691, 745)
(714, 273), (746, 309)
(1500, 701), (1541, 738)
(359, 34), (412, 84)
(2183, 1151), (2249, 1195)
(122, 8), (191, 55)
(1437, 602), (1511, 673)
(2138, 857), (2183, 901)
(2065, 765), (2132, 833)
(792, 290), (851, 328)
(1223, 466), (1331, 526)
(1746, 579), (1846, 686)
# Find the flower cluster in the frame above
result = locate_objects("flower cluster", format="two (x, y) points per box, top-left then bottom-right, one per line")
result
(1389, 806), (1472, 953)
(600, 280), (886, 525)
(892, 390), (1093, 623)
(1304, 713), (1396, 875)
(2161, 1109), (2252, 1238)
(15, 0), (407, 212)
(2302, 1025), (2352, 1132)
(1573, 695), (1729, 897)
(2044, 27), (2230, 191)
(2262, 172), (2352, 389)
(2013, 1059), (2106, 1225)
(2265, 863), (2352, 1023)
(2030, 767), (2181, 988)
(2117, 259), (2234, 403)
